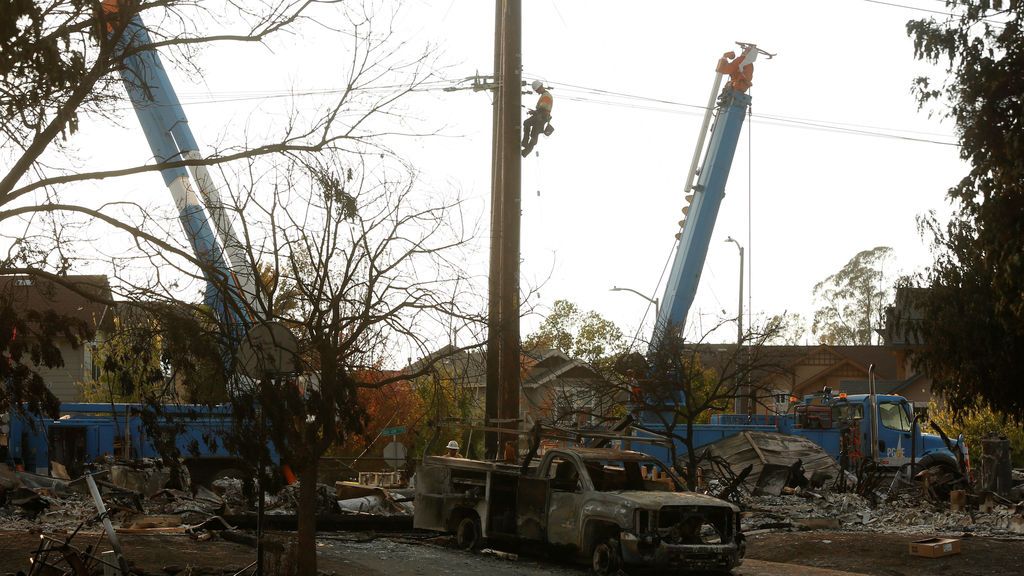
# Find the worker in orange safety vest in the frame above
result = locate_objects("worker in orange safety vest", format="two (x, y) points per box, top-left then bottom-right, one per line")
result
(521, 80), (553, 157)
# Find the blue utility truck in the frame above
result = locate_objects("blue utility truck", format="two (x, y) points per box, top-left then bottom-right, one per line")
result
(632, 389), (959, 476)
(2, 403), (273, 485)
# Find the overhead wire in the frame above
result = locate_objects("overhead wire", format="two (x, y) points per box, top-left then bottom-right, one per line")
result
(747, 93), (753, 336)
(130, 74), (957, 146)
(542, 81), (958, 146)
(858, 0), (1009, 26)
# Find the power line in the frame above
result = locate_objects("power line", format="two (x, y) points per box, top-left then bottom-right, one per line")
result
(550, 84), (958, 146)
(858, 0), (1008, 26)
(123, 73), (957, 146)
(861, 0), (961, 17)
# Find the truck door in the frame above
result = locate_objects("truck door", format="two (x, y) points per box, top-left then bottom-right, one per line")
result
(877, 401), (913, 467)
(48, 426), (87, 478)
(517, 475), (549, 541)
(544, 456), (585, 547)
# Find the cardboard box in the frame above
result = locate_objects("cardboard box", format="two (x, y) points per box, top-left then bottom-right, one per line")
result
(909, 537), (961, 558)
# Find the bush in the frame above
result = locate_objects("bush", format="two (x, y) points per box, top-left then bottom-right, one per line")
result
(927, 400), (1024, 467)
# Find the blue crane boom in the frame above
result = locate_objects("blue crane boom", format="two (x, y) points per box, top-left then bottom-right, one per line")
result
(101, 1), (256, 328)
(650, 45), (764, 352)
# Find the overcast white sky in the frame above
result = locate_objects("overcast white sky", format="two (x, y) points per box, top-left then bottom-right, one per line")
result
(43, 0), (969, 351)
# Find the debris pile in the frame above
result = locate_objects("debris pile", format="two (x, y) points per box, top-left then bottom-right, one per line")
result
(1, 461), (417, 574)
(693, 430), (1024, 539)
(268, 482), (341, 515)
(335, 481), (414, 516)
(740, 479), (1024, 537)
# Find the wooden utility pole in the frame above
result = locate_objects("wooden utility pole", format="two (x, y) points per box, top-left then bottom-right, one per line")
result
(485, 0), (522, 460)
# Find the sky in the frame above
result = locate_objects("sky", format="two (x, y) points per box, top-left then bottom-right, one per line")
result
(26, 0), (971, 353)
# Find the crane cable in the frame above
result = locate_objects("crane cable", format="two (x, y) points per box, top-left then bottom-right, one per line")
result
(747, 92), (753, 334)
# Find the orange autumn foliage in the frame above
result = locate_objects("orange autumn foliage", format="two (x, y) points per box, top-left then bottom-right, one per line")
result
(330, 373), (425, 456)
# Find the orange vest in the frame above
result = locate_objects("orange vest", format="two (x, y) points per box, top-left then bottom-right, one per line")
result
(537, 91), (553, 113)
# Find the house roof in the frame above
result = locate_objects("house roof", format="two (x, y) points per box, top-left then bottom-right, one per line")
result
(689, 344), (902, 396)
(407, 344), (607, 388)
(841, 372), (927, 397)
(836, 378), (907, 395)
(706, 344), (899, 379)
(0, 274), (112, 335)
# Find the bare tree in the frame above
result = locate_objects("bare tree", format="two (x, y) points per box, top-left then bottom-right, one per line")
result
(1, 0), (440, 417)
(201, 153), (477, 572)
(2, 0), (438, 284)
(578, 318), (790, 490)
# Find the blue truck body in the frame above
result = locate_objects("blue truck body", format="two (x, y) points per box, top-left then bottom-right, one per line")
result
(2, 403), (270, 482)
(629, 392), (957, 472)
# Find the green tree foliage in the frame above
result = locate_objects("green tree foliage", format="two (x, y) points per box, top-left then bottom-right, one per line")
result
(0, 298), (88, 418)
(80, 309), (164, 403)
(765, 312), (808, 345)
(525, 299), (626, 366)
(0, 0), (93, 142)
(903, 3), (1024, 419)
(79, 303), (228, 405)
(812, 246), (893, 345)
(928, 400), (1024, 467)
(414, 364), (481, 458)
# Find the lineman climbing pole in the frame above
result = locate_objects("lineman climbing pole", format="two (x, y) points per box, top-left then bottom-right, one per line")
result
(485, 0), (522, 460)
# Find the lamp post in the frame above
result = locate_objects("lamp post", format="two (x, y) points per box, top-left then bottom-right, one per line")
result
(610, 286), (659, 320)
(725, 236), (745, 414)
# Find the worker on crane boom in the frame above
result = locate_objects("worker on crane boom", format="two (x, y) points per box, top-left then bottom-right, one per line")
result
(521, 80), (553, 157)
(716, 45), (757, 93)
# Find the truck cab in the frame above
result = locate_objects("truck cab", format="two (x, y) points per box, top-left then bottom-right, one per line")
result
(792, 391), (956, 471)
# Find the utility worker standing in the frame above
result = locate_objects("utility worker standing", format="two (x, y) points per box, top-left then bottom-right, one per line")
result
(521, 80), (553, 157)
(444, 440), (464, 458)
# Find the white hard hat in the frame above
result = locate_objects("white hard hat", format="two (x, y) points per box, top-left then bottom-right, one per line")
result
(531, 80), (544, 91)
(446, 440), (460, 450)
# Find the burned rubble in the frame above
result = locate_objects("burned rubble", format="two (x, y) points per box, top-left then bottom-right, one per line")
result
(697, 435), (1024, 541)
(3, 423), (1024, 575)
(0, 458), (414, 575)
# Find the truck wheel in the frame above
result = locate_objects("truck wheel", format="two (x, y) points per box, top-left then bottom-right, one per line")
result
(456, 516), (481, 550)
(591, 538), (621, 576)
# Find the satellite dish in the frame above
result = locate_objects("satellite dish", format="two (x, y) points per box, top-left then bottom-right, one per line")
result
(237, 321), (299, 379)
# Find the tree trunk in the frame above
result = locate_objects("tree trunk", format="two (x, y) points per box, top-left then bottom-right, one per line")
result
(685, 421), (699, 491)
(296, 461), (319, 575)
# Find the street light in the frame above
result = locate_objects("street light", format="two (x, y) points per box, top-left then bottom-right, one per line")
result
(610, 286), (659, 320)
(724, 237), (744, 344)
(725, 236), (745, 415)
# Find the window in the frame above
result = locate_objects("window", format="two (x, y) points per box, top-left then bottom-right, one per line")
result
(546, 457), (581, 492)
(832, 402), (864, 421)
(584, 459), (680, 492)
(879, 402), (912, 432)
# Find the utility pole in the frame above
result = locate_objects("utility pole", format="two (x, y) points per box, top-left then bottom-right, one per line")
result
(485, 0), (522, 460)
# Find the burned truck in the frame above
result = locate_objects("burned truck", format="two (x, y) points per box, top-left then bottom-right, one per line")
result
(414, 447), (744, 574)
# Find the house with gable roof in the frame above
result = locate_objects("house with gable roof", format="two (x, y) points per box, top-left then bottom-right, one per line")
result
(407, 344), (617, 432)
(1, 274), (113, 402)
(741, 344), (935, 415)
